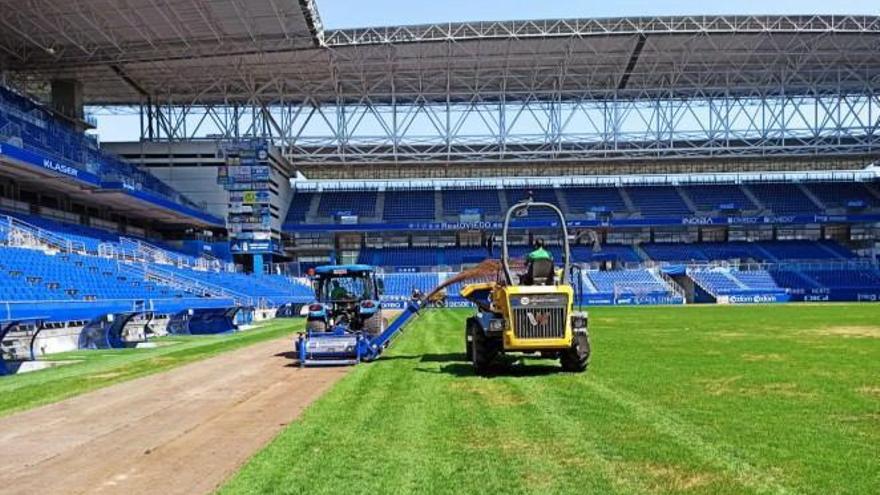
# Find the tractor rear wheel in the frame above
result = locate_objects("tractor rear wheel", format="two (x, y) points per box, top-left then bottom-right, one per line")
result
(363, 314), (384, 336)
(560, 331), (590, 372)
(306, 319), (327, 332)
(471, 319), (496, 375)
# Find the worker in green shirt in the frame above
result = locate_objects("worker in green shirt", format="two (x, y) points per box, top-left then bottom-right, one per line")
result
(526, 238), (553, 262)
(330, 281), (349, 300)
(521, 237), (555, 285)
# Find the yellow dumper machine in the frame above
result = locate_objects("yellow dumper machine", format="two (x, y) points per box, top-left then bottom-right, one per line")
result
(460, 199), (591, 374)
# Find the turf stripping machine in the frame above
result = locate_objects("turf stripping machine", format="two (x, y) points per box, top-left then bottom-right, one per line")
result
(294, 265), (423, 366)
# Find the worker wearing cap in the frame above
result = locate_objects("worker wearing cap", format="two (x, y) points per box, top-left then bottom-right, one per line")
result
(526, 238), (553, 262)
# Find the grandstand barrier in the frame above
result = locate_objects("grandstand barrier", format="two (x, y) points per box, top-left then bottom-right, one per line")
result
(787, 288), (880, 303)
(1, 298), (234, 324)
(283, 213), (880, 233)
(716, 293), (792, 304)
(165, 306), (251, 335)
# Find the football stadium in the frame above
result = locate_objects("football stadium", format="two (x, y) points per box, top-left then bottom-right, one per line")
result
(0, 1), (878, 493)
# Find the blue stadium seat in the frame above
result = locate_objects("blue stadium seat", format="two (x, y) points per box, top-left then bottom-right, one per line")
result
(625, 186), (692, 217)
(384, 191), (435, 221)
(746, 183), (820, 214)
(442, 189), (502, 217)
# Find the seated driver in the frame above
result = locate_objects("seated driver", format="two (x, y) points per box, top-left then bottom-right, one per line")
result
(527, 238), (553, 264)
(330, 280), (350, 300)
(523, 238), (554, 285)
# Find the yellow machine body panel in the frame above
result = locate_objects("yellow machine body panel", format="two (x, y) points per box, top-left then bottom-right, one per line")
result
(497, 285), (573, 351)
(461, 282), (574, 352)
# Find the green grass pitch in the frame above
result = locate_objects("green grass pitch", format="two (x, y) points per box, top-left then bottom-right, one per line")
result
(221, 304), (880, 495)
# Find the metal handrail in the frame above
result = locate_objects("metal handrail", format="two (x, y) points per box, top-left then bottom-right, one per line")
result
(3, 215), (87, 253)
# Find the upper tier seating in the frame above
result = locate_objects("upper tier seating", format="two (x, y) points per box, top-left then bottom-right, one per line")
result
(0, 86), (207, 214)
(289, 181), (879, 225)
(442, 188), (502, 217)
(384, 191), (435, 221)
(317, 191), (378, 218)
(625, 186), (692, 217)
(563, 187), (629, 214)
(682, 185), (757, 211)
(804, 182), (879, 209)
(746, 183), (820, 214)
(285, 192), (314, 223)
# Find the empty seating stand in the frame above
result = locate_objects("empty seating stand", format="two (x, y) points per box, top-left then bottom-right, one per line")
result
(442, 189), (502, 218)
(682, 185), (756, 212)
(804, 182), (878, 209)
(746, 183), (820, 214)
(317, 191), (377, 218)
(625, 186), (692, 217)
(562, 187), (629, 216)
(285, 192), (314, 223)
(384, 191), (435, 221)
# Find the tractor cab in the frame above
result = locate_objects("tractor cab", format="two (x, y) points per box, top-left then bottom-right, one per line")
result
(307, 265), (384, 334)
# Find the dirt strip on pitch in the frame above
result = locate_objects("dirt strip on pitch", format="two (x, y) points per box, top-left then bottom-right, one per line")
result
(0, 337), (348, 495)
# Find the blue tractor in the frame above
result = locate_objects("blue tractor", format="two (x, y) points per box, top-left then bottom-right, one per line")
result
(295, 264), (422, 366)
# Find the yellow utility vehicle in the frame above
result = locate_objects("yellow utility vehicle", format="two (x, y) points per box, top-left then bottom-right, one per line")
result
(460, 199), (590, 374)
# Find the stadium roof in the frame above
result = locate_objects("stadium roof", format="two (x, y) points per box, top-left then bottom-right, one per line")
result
(3, 13), (879, 104)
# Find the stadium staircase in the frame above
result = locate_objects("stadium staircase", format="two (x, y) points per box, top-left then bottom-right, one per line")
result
(434, 190), (443, 221)
(375, 192), (386, 222)
(554, 188), (571, 214)
(116, 262), (248, 305)
(618, 187), (637, 213)
(864, 183), (880, 201)
(739, 185), (767, 212)
(497, 189), (509, 212)
(632, 244), (652, 262)
(675, 186), (699, 212)
(797, 183), (827, 211)
(306, 193), (322, 221)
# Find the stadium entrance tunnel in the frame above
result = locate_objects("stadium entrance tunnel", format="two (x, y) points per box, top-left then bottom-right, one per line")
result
(166, 306), (253, 335)
(78, 312), (156, 349)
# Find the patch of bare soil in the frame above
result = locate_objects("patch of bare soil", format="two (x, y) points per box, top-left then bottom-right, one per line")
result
(0, 337), (348, 495)
(813, 326), (880, 339)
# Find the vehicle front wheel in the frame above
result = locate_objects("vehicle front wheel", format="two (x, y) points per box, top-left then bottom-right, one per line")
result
(560, 331), (590, 372)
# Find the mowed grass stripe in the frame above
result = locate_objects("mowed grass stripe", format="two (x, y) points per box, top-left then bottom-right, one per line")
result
(0, 319), (300, 418)
(221, 305), (880, 495)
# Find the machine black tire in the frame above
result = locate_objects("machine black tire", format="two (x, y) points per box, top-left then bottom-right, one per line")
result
(560, 331), (590, 372)
(464, 318), (477, 361)
(306, 319), (327, 332)
(363, 313), (384, 336)
(470, 320), (496, 375)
